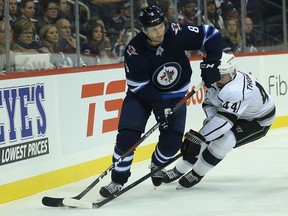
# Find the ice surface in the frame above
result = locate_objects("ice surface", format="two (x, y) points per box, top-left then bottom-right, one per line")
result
(1, 127), (288, 216)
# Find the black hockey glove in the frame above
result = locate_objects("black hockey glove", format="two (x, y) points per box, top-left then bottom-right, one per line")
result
(153, 102), (173, 130)
(181, 129), (206, 156)
(200, 61), (221, 88)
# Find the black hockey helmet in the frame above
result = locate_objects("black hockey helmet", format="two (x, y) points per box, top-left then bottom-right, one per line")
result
(138, 5), (165, 28)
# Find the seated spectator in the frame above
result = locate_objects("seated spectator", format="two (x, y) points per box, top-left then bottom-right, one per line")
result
(56, 0), (71, 21)
(9, 0), (18, 23)
(220, 0), (239, 24)
(87, 0), (123, 18)
(0, 18), (16, 72)
(12, 19), (43, 53)
(81, 16), (107, 39)
(18, 0), (38, 24)
(202, 0), (225, 32)
(155, 0), (175, 23)
(55, 18), (76, 52)
(222, 17), (242, 53)
(0, 0), (3, 17)
(112, 26), (140, 62)
(178, 0), (201, 26)
(161, 0), (176, 23)
(243, 16), (261, 52)
(104, 4), (127, 48)
(38, 23), (74, 68)
(81, 20), (116, 65)
(246, 0), (264, 25)
(39, 24), (59, 53)
(120, 1), (134, 28)
(55, 18), (86, 66)
(37, 0), (59, 33)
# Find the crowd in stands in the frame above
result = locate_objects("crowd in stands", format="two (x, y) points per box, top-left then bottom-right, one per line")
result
(0, 0), (284, 72)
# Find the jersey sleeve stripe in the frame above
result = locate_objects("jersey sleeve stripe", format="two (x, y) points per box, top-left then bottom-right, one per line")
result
(202, 25), (220, 45)
(126, 78), (150, 93)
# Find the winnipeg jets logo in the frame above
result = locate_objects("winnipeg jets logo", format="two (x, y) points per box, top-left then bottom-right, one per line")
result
(152, 62), (182, 90)
(126, 45), (138, 56)
(160, 66), (175, 82)
(171, 23), (181, 35)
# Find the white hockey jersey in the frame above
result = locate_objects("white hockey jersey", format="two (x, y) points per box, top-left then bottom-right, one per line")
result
(200, 71), (276, 141)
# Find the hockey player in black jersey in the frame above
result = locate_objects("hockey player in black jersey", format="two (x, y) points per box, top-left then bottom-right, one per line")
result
(163, 52), (276, 188)
(99, 5), (222, 198)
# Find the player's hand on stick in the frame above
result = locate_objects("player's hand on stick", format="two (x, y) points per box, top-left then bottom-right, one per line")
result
(153, 103), (173, 130)
(181, 129), (206, 156)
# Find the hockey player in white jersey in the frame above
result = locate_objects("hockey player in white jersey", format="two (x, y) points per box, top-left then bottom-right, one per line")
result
(163, 52), (276, 188)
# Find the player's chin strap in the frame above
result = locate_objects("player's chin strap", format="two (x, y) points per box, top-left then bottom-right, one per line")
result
(42, 81), (205, 208)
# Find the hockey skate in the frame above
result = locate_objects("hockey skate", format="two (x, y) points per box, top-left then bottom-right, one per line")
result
(177, 170), (203, 189)
(162, 167), (183, 183)
(99, 181), (123, 198)
(149, 163), (165, 187)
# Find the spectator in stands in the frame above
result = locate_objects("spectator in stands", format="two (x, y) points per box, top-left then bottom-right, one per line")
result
(202, 0), (225, 32)
(57, 0), (71, 21)
(0, 0), (3, 17)
(222, 17), (242, 53)
(38, 23), (72, 68)
(144, 0), (175, 22)
(246, 0), (264, 25)
(18, 0), (38, 24)
(56, 18), (87, 66)
(12, 19), (43, 53)
(87, 0), (123, 18)
(120, 1), (134, 28)
(81, 20), (116, 65)
(220, 0), (239, 24)
(9, 0), (18, 23)
(244, 16), (261, 52)
(37, 0), (59, 32)
(0, 18), (11, 54)
(178, 0), (201, 26)
(55, 18), (76, 52)
(112, 26), (140, 62)
(162, 0), (177, 23)
(103, 4), (127, 48)
(81, 15), (107, 37)
(0, 17), (17, 72)
(39, 24), (59, 53)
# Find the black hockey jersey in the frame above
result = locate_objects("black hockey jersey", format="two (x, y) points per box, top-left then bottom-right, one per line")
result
(124, 23), (222, 105)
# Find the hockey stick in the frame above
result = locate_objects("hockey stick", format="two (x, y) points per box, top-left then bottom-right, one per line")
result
(63, 153), (183, 209)
(42, 81), (204, 208)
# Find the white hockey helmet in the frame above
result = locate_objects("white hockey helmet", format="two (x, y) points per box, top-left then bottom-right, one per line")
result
(218, 52), (237, 77)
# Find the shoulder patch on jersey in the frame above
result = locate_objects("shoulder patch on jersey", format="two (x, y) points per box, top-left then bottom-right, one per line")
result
(152, 62), (182, 90)
(126, 45), (138, 56)
(171, 23), (181, 35)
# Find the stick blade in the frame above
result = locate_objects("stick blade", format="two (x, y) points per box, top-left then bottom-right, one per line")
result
(42, 196), (64, 207)
(63, 198), (93, 209)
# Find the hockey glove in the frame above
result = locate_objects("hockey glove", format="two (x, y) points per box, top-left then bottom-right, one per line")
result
(200, 61), (221, 88)
(153, 103), (173, 130)
(181, 129), (206, 157)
